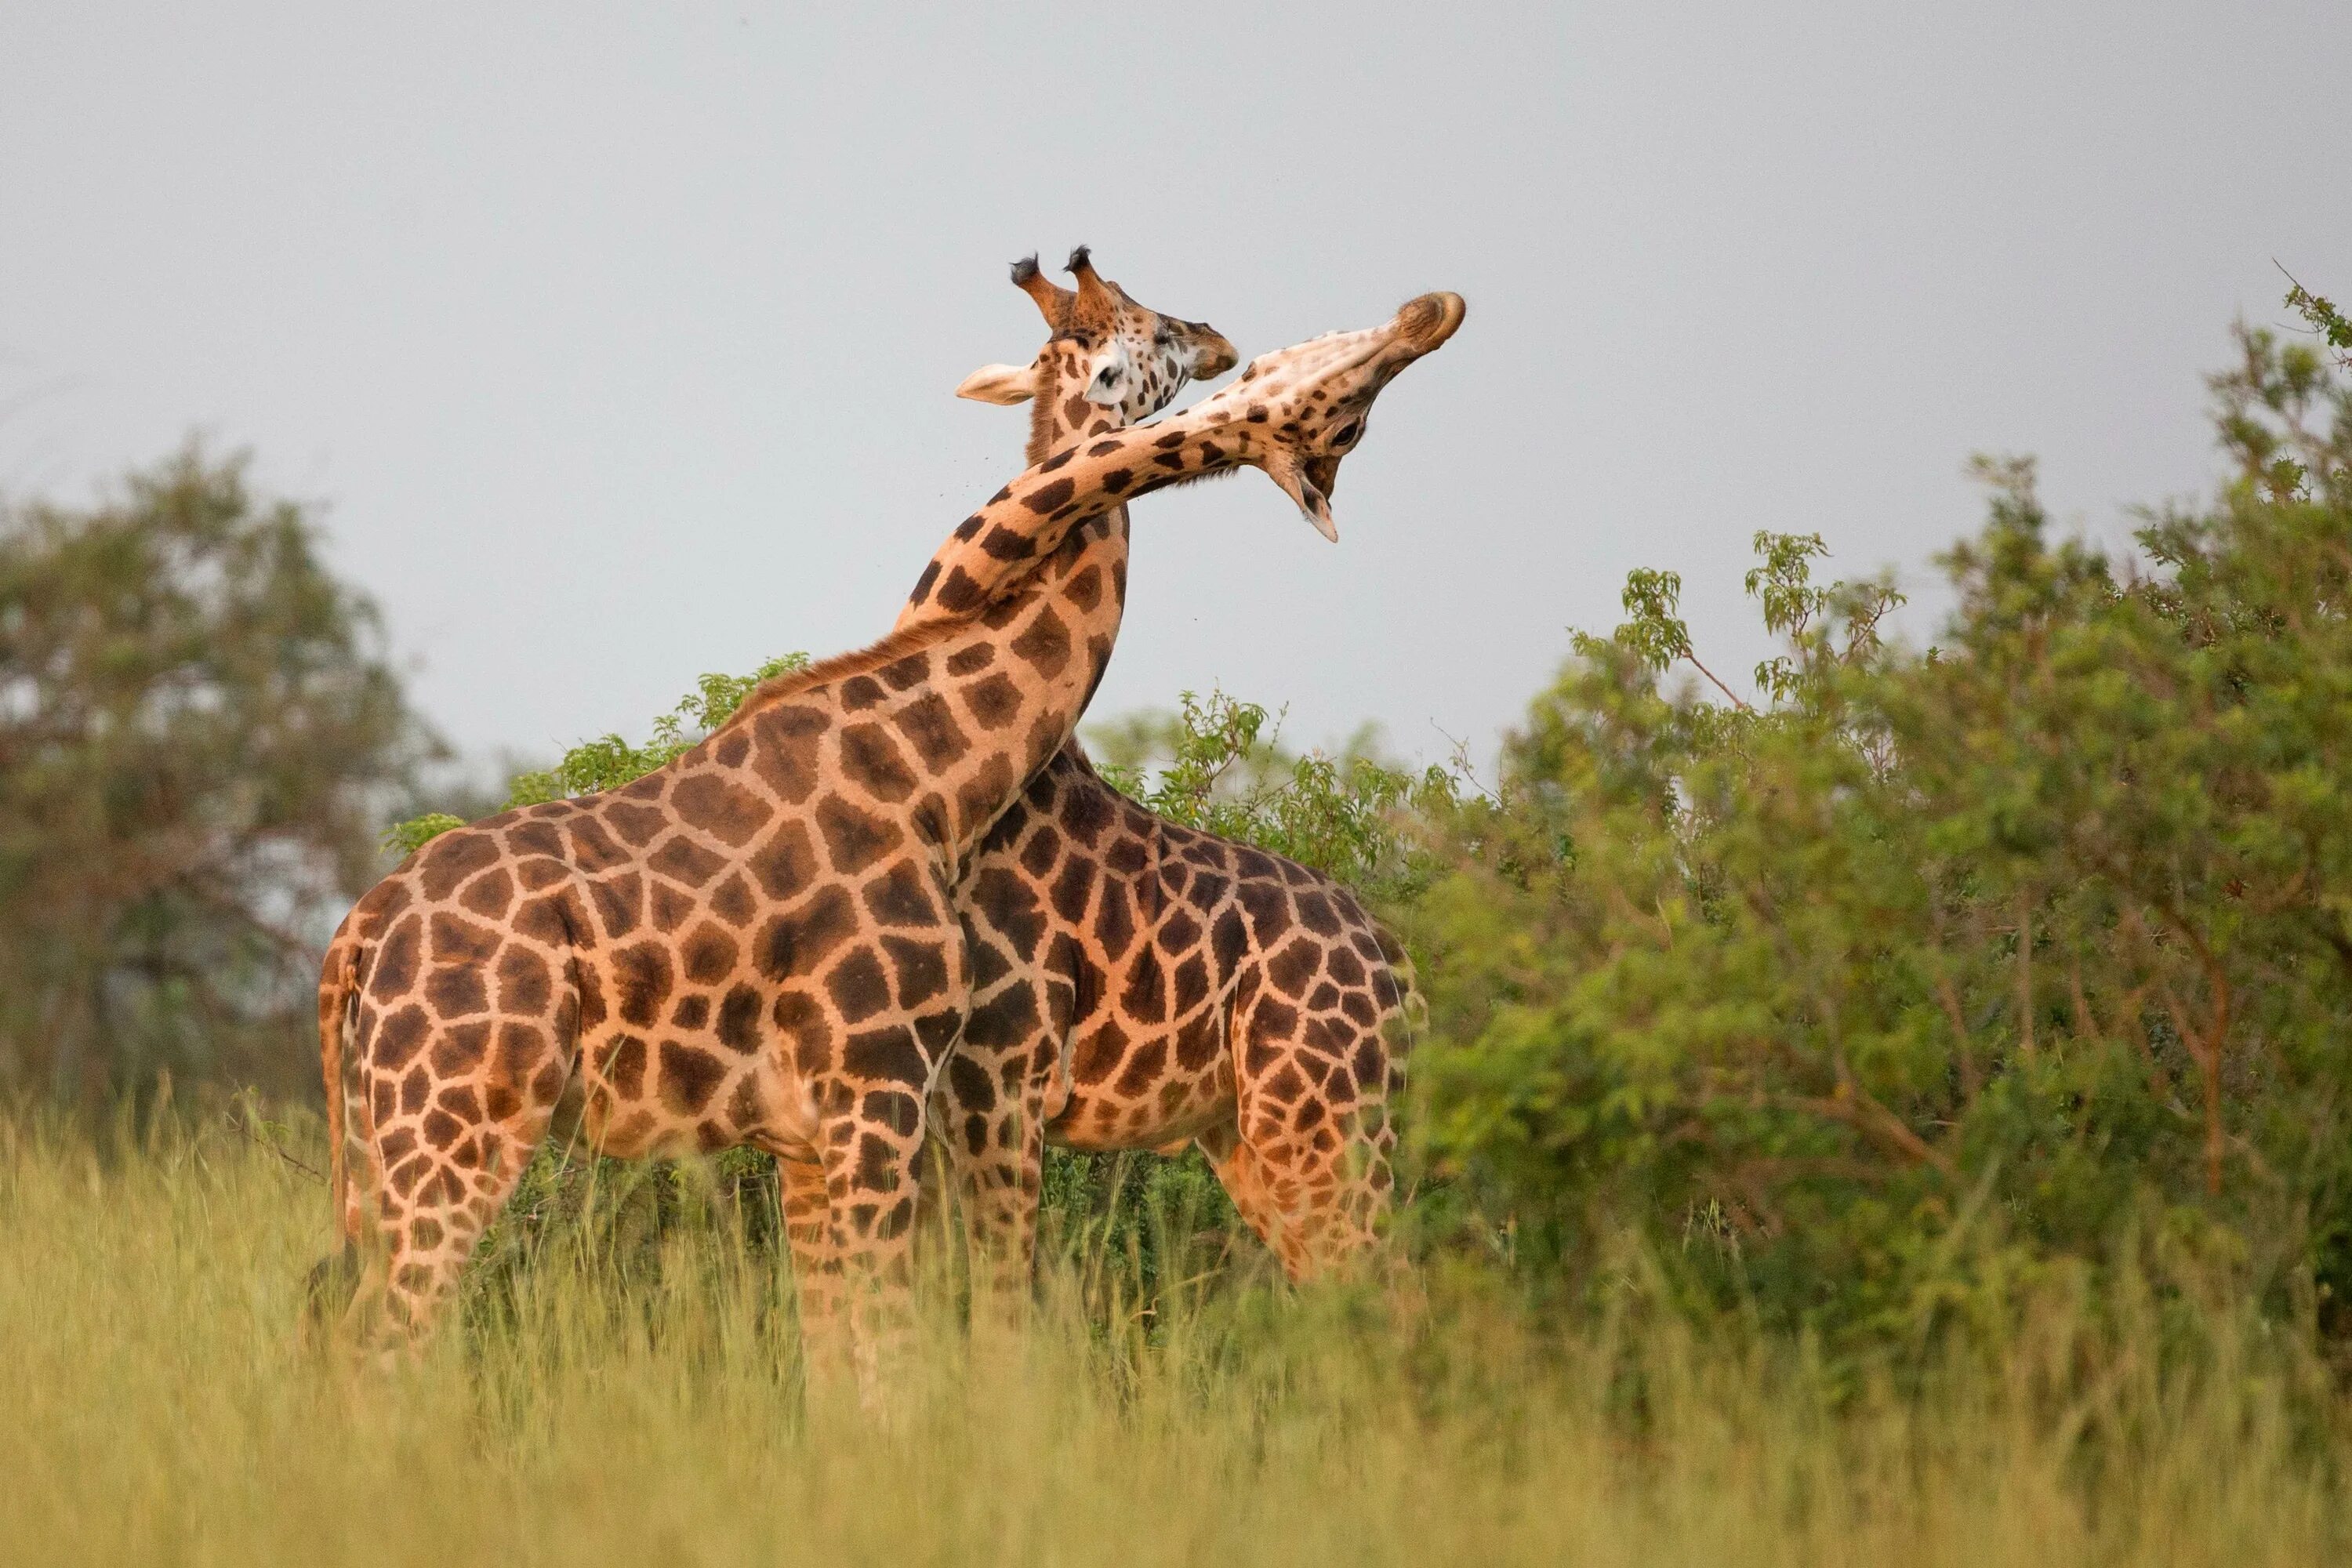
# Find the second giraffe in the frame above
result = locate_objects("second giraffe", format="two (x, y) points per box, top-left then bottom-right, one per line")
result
(915, 249), (1432, 1291)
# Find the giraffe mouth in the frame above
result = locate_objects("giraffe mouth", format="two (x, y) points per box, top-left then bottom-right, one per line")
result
(1305, 455), (1342, 505)
(1301, 458), (1343, 542)
(1272, 452), (1343, 542)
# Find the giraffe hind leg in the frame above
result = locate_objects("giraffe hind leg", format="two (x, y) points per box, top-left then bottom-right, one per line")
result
(304, 997), (373, 1345)
(1198, 1120), (1386, 1283)
(1203, 1001), (1397, 1281)
(348, 1013), (570, 1355)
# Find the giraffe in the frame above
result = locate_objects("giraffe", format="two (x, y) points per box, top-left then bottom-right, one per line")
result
(915, 253), (1434, 1294)
(775, 246), (1235, 1315)
(314, 272), (1464, 1381)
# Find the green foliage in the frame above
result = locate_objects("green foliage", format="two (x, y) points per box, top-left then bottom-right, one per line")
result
(1409, 311), (2352, 1360)
(1090, 687), (1461, 902)
(380, 812), (466, 857)
(2284, 266), (2352, 369)
(0, 448), (435, 1103)
(504, 655), (811, 806)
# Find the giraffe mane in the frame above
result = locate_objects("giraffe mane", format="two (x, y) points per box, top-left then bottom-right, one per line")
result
(710, 616), (968, 739)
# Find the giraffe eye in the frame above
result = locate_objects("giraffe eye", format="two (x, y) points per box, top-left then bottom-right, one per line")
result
(1331, 420), (1361, 448)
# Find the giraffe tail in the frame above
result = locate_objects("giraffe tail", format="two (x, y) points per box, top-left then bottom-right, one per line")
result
(1374, 922), (1428, 1060)
(1394, 943), (1430, 1043)
(315, 919), (365, 1248)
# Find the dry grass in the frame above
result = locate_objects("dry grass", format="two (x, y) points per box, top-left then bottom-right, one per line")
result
(0, 1111), (2344, 1567)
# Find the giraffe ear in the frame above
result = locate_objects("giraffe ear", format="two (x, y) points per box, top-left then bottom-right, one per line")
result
(954, 362), (1039, 405)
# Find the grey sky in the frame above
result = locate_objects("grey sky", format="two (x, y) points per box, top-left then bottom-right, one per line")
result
(4, 4), (2347, 775)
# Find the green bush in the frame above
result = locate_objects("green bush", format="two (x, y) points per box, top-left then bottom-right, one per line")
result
(1090, 687), (1458, 903)
(1406, 315), (2352, 1363)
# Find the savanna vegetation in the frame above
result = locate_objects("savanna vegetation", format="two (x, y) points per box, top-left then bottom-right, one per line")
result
(0, 450), (437, 1106)
(2, 290), (2350, 1563)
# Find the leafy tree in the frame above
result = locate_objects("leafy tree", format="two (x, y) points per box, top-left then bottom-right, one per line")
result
(0, 448), (434, 1104)
(1408, 306), (2352, 1355)
(2282, 265), (2352, 372)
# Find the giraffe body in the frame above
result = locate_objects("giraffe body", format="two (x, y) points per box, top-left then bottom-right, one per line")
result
(947, 745), (1421, 1280)
(317, 271), (1463, 1373)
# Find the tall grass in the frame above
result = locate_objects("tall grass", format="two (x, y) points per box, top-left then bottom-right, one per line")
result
(0, 1110), (2343, 1566)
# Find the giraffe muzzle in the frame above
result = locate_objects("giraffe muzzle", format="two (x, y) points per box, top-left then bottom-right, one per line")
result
(1269, 449), (1343, 542)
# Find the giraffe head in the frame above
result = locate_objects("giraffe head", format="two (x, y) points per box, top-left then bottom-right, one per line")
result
(1202, 291), (1466, 540)
(955, 246), (1239, 461)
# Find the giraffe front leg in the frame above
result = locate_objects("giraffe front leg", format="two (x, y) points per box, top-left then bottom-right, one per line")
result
(936, 1042), (1052, 1327)
(960, 1093), (1049, 1327)
(929, 952), (1061, 1324)
(775, 1145), (848, 1375)
(800, 980), (967, 1404)
(810, 1080), (928, 1402)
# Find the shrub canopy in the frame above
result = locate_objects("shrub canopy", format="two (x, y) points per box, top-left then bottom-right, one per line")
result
(1408, 319), (2352, 1352)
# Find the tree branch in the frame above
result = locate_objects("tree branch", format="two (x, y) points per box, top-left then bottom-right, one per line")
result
(1776, 1084), (1956, 1179)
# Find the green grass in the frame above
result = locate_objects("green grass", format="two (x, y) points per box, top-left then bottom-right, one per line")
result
(1, 1111), (2345, 1566)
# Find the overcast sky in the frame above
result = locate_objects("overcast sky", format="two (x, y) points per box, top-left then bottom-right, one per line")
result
(4, 4), (2347, 774)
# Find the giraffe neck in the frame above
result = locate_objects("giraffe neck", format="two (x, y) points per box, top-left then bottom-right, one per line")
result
(896, 405), (1247, 628)
(1024, 346), (1112, 469)
(895, 391), (1131, 641)
(728, 407), (1255, 869)
(1009, 383), (1134, 746)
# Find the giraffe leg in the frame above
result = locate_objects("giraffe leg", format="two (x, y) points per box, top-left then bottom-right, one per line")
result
(305, 989), (373, 1339)
(1196, 1125), (1310, 1281)
(798, 982), (968, 1398)
(1200, 1038), (1395, 1281)
(810, 1102), (927, 1399)
(1197, 1123), (1377, 1282)
(932, 1036), (1052, 1325)
(776, 1146), (852, 1381)
(347, 1014), (570, 1354)
(926, 929), (1067, 1324)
